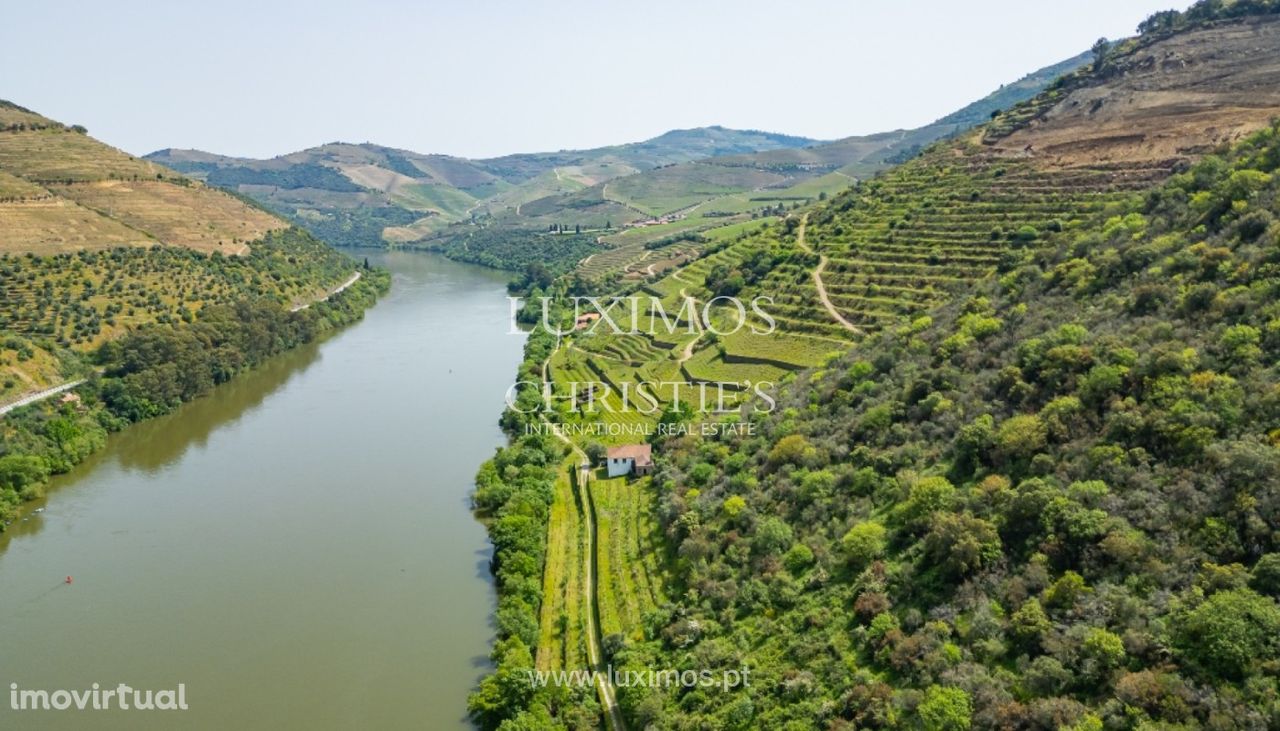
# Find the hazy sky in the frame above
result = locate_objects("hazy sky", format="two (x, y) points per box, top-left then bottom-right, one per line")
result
(1, 0), (1187, 160)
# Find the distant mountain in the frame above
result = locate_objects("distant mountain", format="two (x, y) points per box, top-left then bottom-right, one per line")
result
(145, 52), (1091, 258)
(145, 127), (820, 248)
(711, 50), (1094, 176)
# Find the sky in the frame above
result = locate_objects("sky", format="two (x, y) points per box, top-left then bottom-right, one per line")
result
(0, 0), (1189, 160)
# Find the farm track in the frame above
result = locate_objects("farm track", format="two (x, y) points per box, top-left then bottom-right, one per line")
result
(796, 213), (862, 335)
(0, 378), (87, 417)
(539, 340), (627, 731)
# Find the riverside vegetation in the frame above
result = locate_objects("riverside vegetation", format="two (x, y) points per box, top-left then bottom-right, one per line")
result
(0, 102), (391, 528)
(467, 4), (1280, 730)
(0, 265), (388, 526)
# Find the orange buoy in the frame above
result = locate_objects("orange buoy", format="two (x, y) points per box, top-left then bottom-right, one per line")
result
(65, 576), (72, 584)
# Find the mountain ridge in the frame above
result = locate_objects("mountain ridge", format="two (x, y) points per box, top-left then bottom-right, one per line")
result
(143, 53), (1093, 255)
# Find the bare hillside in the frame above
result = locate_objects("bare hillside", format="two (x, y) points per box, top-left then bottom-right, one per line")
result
(990, 16), (1280, 166)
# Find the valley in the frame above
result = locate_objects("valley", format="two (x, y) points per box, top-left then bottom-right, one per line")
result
(4, 2), (1280, 730)
(142, 52), (1092, 285)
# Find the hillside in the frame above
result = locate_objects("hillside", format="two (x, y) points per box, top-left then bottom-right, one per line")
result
(625, 113), (1280, 731)
(143, 52), (1089, 275)
(469, 7), (1280, 731)
(0, 101), (371, 408)
(710, 50), (1095, 178)
(553, 51), (1095, 284)
(145, 127), (820, 249)
(984, 15), (1280, 165)
(0, 101), (283, 255)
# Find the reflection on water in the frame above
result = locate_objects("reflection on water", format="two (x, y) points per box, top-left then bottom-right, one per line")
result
(0, 251), (523, 730)
(110, 341), (324, 474)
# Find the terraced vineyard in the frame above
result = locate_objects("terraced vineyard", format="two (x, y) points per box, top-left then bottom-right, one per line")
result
(681, 346), (788, 390)
(731, 138), (1168, 337)
(0, 127), (164, 183)
(535, 457), (591, 672)
(589, 473), (669, 642)
(558, 121), (1184, 440)
(547, 347), (655, 444)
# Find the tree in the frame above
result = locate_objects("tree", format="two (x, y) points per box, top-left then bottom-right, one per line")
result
(1091, 37), (1110, 70)
(924, 512), (1001, 578)
(1081, 627), (1126, 681)
(753, 517), (794, 556)
(1174, 589), (1280, 679)
(1044, 571), (1090, 612)
(767, 434), (815, 468)
(1250, 554), (1280, 597)
(996, 414), (1046, 460)
(918, 685), (971, 731)
(723, 495), (747, 518)
(1138, 9), (1180, 35)
(1012, 598), (1051, 651)
(894, 476), (956, 532)
(842, 521), (887, 567)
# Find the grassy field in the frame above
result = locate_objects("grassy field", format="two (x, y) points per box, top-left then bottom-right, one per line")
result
(719, 329), (841, 369)
(682, 345), (789, 388)
(395, 182), (477, 218)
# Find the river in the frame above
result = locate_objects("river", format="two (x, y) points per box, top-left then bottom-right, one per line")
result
(0, 251), (524, 729)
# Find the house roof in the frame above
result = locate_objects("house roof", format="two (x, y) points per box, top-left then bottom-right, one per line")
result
(606, 443), (652, 465)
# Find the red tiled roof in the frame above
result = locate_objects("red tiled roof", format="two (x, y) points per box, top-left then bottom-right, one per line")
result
(606, 444), (652, 465)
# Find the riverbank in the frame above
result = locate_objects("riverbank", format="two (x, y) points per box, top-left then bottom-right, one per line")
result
(0, 251), (520, 730)
(0, 267), (390, 530)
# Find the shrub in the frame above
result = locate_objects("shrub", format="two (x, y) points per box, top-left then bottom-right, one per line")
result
(842, 521), (887, 567)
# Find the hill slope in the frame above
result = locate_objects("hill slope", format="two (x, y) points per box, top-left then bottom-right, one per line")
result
(0, 102), (370, 407)
(633, 113), (1280, 731)
(469, 8), (1280, 731)
(0, 101), (283, 255)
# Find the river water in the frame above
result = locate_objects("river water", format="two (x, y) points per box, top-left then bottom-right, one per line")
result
(0, 251), (523, 729)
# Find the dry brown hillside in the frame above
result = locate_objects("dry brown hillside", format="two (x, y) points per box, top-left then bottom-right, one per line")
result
(0, 101), (284, 255)
(987, 15), (1280, 167)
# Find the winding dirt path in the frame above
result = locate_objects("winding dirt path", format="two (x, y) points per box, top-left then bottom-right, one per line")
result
(676, 287), (704, 365)
(795, 214), (861, 335)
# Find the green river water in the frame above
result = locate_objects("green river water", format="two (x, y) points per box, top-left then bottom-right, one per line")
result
(0, 251), (524, 729)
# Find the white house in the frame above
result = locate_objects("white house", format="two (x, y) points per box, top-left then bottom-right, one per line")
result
(604, 444), (653, 478)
